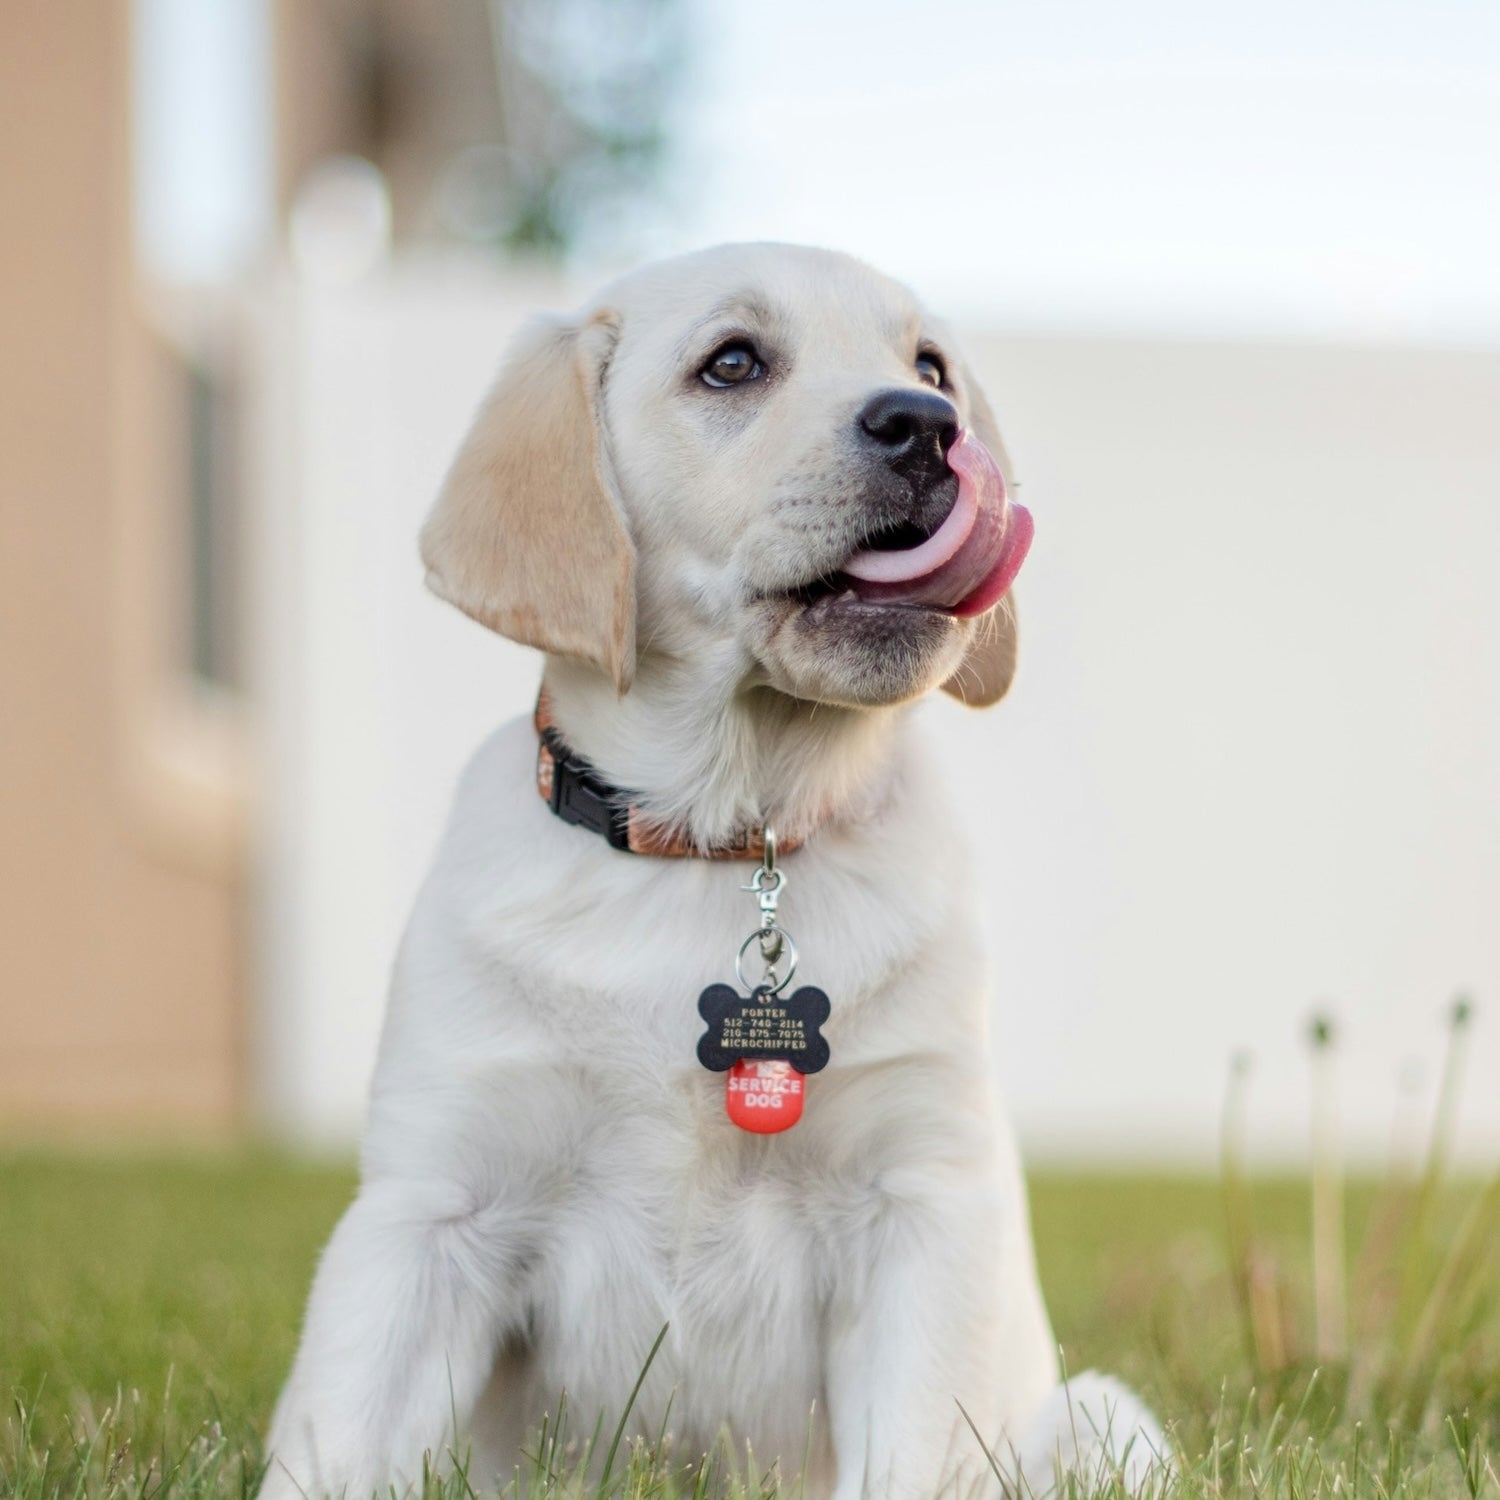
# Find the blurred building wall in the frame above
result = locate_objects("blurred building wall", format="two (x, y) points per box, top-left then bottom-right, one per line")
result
(0, 2), (246, 1133)
(273, 0), (502, 241)
(0, 0), (645, 1142)
(248, 266), (560, 1145)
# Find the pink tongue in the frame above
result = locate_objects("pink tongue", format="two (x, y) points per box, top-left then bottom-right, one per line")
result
(841, 430), (1033, 614)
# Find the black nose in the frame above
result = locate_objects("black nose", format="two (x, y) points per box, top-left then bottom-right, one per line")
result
(858, 388), (960, 482)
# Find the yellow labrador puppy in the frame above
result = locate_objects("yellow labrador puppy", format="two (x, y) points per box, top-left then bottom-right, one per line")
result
(263, 244), (1165, 1500)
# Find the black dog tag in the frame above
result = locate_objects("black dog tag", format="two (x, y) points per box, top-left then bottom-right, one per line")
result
(696, 984), (831, 1075)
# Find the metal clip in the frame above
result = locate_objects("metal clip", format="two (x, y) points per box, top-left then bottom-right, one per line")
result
(736, 825), (793, 984)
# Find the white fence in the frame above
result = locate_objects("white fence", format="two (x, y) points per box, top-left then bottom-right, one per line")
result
(251, 261), (1500, 1165)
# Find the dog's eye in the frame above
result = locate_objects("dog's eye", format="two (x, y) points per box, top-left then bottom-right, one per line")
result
(915, 351), (946, 388)
(701, 342), (763, 388)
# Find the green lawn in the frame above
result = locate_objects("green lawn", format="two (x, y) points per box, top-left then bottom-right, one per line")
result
(2, 1152), (1496, 1499)
(1, 1151), (354, 1439)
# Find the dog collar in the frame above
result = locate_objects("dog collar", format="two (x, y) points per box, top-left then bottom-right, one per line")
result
(534, 691), (801, 860)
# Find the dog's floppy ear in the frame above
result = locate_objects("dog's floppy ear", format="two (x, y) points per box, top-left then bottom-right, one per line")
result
(942, 375), (1021, 707)
(420, 310), (636, 693)
(942, 593), (1018, 707)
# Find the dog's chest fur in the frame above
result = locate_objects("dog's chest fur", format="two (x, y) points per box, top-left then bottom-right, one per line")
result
(513, 1099), (831, 1464)
(361, 716), (1003, 1460)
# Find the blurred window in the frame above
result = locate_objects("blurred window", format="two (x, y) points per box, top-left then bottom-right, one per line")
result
(131, 0), (267, 697)
(184, 354), (242, 692)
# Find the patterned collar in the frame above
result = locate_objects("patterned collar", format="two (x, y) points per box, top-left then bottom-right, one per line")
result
(533, 691), (803, 860)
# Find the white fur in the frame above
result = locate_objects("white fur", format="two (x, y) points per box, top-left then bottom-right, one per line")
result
(262, 246), (1168, 1500)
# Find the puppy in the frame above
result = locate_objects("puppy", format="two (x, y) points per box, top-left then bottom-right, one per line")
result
(262, 244), (1166, 1500)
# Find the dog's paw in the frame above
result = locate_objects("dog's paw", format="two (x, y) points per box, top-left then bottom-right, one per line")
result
(1009, 1370), (1171, 1496)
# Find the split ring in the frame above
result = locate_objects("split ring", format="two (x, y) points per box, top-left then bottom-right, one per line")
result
(736, 926), (799, 996)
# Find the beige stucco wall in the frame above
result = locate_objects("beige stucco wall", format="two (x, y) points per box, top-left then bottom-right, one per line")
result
(0, 1), (245, 1135)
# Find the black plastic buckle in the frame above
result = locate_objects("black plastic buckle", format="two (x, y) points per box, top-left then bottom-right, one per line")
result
(542, 728), (632, 851)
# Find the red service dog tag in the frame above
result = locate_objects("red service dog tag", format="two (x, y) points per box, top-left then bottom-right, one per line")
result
(725, 1059), (804, 1133)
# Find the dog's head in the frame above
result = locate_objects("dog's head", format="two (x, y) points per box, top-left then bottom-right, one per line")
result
(421, 243), (1028, 710)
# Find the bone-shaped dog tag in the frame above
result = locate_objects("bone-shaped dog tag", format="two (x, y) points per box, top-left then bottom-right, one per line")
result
(697, 983), (831, 1133)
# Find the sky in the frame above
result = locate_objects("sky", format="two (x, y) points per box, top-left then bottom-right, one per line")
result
(625, 0), (1500, 344)
(133, 0), (1500, 347)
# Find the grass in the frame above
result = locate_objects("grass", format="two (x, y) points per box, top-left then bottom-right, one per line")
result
(0, 1151), (353, 1442)
(3, 1011), (1496, 1499)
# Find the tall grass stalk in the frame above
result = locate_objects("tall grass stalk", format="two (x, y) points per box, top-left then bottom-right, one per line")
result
(1222, 1050), (1288, 1377)
(1309, 1013), (1347, 1364)
(1395, 998), (1475, 1349)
